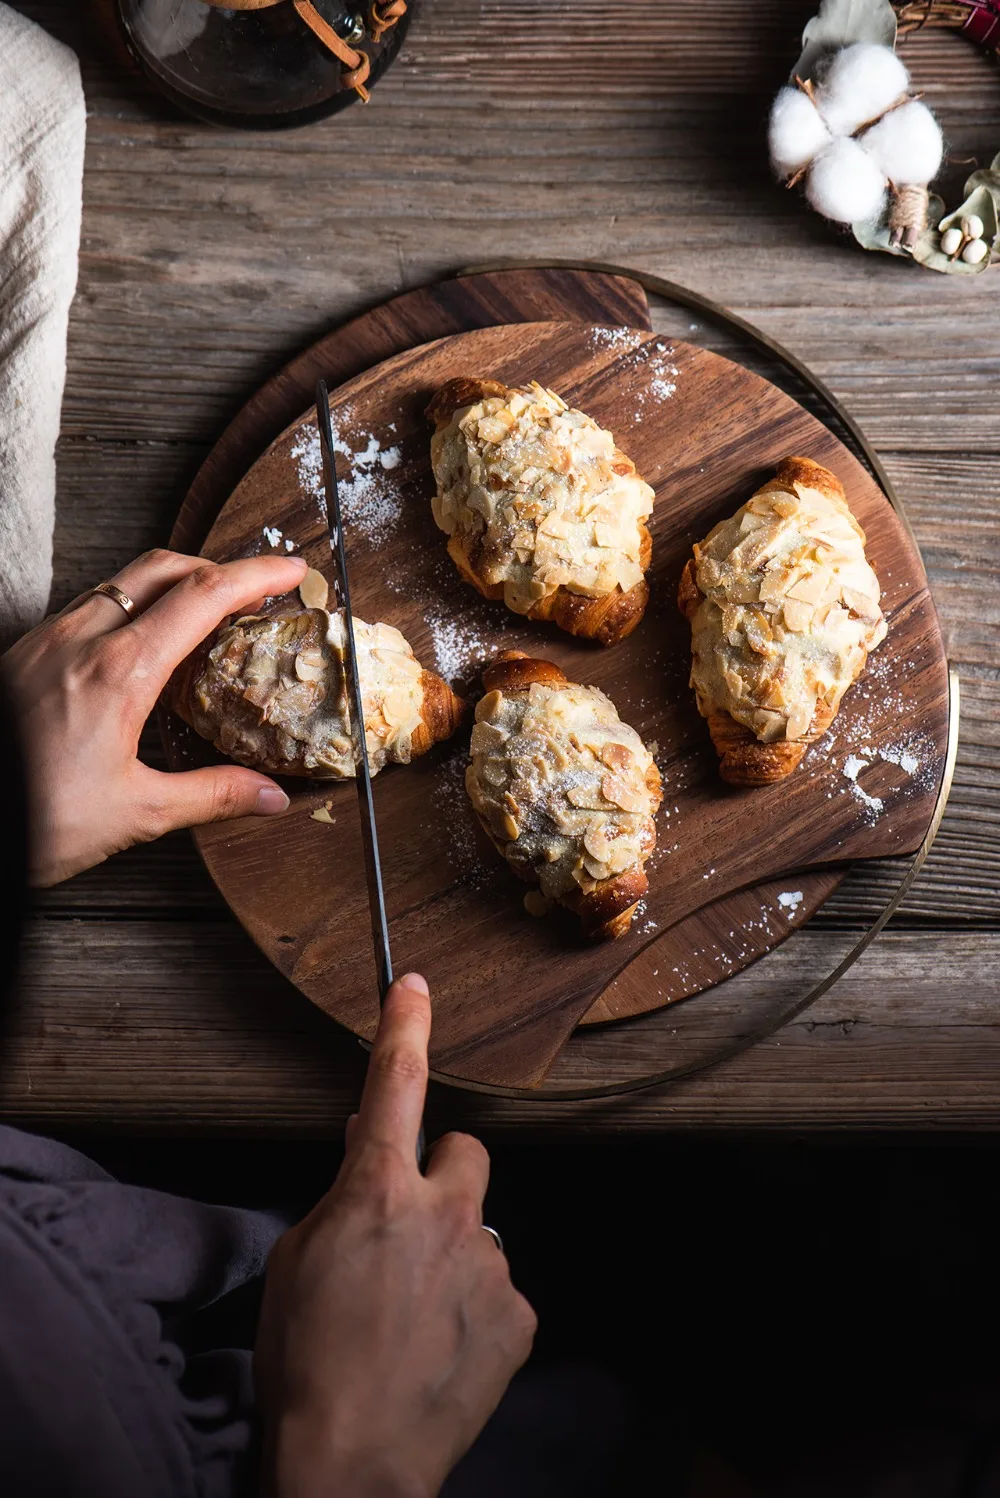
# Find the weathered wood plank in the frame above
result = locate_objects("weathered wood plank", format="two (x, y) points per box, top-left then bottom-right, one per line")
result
(5, 922), (1000, 1132)
(19, 3), (1000, 454)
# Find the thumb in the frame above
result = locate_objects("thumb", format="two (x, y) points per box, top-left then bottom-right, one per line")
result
(140, 764), (290, 836)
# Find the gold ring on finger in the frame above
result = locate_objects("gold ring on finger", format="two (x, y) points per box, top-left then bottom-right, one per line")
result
(90, 581), (140, 622)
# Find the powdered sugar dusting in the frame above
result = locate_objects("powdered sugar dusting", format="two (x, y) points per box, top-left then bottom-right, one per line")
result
(589, 334), (681, 424)
(430, 748), (497, 890)
(589, 325), (646, 352)
(838, 737), (930, 823)
(777, 890), (804, 918)
(843, 753), (884, 816)
(291, 410), (405, 546)
(424, 606), (497, 685)
(633, 898), (659, 936)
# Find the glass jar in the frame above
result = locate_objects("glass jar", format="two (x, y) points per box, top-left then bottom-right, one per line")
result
(117, 0), (414, 129)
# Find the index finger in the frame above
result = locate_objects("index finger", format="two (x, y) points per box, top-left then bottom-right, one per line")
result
(124, 555), (309, 691)
(354, 974), (431, 1160)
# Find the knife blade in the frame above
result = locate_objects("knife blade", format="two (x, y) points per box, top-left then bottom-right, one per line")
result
(315, 378), (394, 1004)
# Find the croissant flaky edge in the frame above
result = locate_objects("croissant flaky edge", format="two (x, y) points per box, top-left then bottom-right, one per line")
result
(476, 651), (662, 941)
(165, 608), (466, 779)
(678, 455), (861, 787)
(427, 377), (652, 648)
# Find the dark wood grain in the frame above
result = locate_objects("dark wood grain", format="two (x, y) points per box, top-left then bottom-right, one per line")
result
(8, 919), (1000, 1133)
(4, 0), (997, 1128)
(166, 318), (949, 1089)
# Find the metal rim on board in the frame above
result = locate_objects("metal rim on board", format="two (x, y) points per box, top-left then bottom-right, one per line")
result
(393, 258), (961, 1103)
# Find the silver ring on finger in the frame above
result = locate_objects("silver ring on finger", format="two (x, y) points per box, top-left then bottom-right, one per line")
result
(481, 1225), (503, 1253)
(90, 581), (139, 622)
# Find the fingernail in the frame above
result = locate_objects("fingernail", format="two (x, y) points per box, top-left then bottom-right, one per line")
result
(286, 556), (309, 573)
(398, 972), (429, 996)
(255, 785), (290, 815)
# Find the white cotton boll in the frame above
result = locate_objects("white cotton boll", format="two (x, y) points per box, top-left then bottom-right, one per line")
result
(769, 86), (832, 177)
(860, 101), (943, 184)
(806, 138), (887, 224)
(816, 42), (909, 137)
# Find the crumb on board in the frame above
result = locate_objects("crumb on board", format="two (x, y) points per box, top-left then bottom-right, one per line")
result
(310, 802), (336, 825)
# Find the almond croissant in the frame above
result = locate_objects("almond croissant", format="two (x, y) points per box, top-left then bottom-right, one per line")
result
(169, 606), (464, 779)
(678, 456), (887, 786)
(466, 651), (662, 940)
(427, 377), (654, 647)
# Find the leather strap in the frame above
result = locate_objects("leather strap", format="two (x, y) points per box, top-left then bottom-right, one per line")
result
(293, 0), (371, 99)
(198, 0), (409, 102)
(369, 0), (408, 43)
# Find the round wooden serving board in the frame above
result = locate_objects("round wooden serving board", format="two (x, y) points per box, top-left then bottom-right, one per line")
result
(164, 320), (949, 1092)
(165, 266), (844, 1031)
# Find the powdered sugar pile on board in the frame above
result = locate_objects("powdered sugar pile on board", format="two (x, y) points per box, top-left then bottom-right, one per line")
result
(423, 605), (501, 686)
(588, 325), (646, 353)
(291, 408), (404, 546)
(836, 738), (932, 823)
(586, 328), (681, 425)
(803, 650), (938, 824)
(630, 342), (681, 424)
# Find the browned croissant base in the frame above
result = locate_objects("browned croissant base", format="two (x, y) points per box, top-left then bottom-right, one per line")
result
(167, 607), (465, 779)
(476, 652), (662, 941)
(427, 378), (652, 648)
(678, 455), (848, 786)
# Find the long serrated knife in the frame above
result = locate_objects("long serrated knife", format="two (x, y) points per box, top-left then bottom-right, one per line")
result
(315, 379), (394, 1003)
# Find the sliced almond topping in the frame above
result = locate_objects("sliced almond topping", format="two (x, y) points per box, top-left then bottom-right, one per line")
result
(584, 822), (612, 862)
(743, 612), (774, 656)
(298, 568), (329, 612)
(567, 785), (605, 810)
(601, 774), (646, 813)
(476, 689), (504, 721)
(601, 741), (635, 774)
(841, 586), (880, 621)
(243, 680), (277, 711)
(523, 890), (551, 918)
(782, 599), (814, 633)
(470, 721), (507, 755)
(786, 571), (827, 605)
(382, 689), (416, 727)
(294, 652), (325, 683)
(501, 811), (520, 841)
(785, 702), (813, 741)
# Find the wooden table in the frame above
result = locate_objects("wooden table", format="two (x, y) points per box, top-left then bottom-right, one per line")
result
(7, 0), (999, 1134)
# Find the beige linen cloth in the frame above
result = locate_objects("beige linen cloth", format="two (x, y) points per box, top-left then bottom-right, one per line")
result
(0, 5), (85, 647)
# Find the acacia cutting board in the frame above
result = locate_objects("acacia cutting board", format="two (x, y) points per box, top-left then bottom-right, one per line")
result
(170, 320), (949, 1089)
